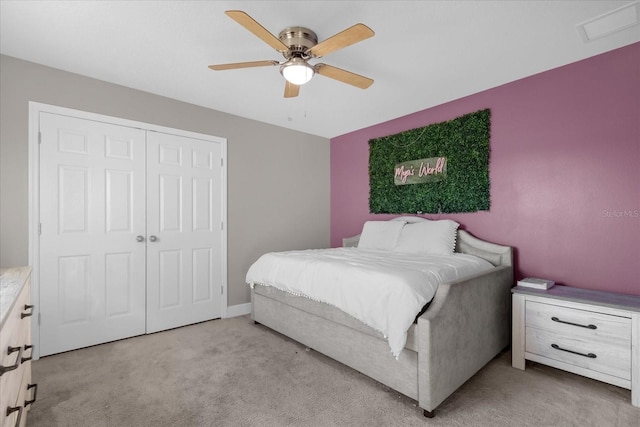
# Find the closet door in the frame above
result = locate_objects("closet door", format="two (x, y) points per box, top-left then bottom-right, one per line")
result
(145, 131), (224, 333)
(39, 112), (147, 356)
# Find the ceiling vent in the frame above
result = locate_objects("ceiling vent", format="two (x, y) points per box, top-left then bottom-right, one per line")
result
(577, 1), (639, 42)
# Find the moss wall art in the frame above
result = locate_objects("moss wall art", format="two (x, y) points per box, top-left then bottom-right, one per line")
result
(368, 109), (491, 214)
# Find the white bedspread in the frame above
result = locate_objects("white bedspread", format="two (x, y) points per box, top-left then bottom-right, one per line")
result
(246, 247), (494, 357)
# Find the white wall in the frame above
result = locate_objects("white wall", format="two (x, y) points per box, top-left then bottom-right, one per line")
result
(0, 54), (330, 306)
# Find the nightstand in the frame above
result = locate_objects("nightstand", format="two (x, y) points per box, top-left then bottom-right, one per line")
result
(512, 285), (640, 408)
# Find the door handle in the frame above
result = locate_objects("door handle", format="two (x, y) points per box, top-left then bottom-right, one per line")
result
(148, 235), (158, 242)
(136, 235), (145, 242)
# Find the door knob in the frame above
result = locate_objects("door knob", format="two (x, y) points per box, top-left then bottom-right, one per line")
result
(136, 235), (145, 242)
(148, 235), (158, 242)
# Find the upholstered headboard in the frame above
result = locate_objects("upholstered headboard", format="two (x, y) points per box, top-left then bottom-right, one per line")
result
(455, 230), (512, 267)
(342, 229), (512, 268)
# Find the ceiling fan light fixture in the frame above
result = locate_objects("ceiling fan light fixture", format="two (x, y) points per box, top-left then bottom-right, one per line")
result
(281, 58), (314, 85)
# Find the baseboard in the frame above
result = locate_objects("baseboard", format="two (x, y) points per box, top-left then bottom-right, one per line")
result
(225, 302), (251, 318)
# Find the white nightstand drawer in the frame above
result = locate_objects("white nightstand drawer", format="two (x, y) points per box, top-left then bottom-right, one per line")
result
(525, 300), (631, 345)
(525, 325), (631, 380)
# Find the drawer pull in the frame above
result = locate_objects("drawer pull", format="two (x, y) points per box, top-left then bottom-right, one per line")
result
(21, 344), (34, 363)
(21, 304), (34, 319)
(6, 405), (23, 427)
(0, 346), (23, 377)
(551, 343), (597, 359)
(551, 316), (597, 330)
(25, 383), (38, 406)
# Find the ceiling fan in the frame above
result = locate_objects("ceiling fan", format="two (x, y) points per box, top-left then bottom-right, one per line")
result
(208, 10), (375, 98)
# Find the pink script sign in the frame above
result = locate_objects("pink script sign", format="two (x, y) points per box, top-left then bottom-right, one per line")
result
(394, 157), (447, 185)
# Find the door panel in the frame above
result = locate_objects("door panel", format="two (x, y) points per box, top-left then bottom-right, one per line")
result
(39, 112), (147, 356)
(146, 131), (223, 333)
(159, 249), (182, 308)
(58, 255), (90, 324)
(159, 174), (183, 232)
(59, 166), (89, 233)
(105, 252), (135, 317)
(106, 170), (134, 232)
(193, 248), (212, 302)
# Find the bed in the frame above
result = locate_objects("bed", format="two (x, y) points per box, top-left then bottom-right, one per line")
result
(247, 217), (513, 417)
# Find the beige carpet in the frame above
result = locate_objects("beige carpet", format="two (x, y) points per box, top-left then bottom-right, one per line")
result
(28, 316), (638, 427)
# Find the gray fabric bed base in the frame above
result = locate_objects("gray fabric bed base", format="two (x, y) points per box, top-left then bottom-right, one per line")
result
(251, 265), (513, 415)
(252, 286), (419, 398)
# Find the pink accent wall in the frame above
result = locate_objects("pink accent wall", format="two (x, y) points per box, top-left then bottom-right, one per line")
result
(330, 42), (640, 296)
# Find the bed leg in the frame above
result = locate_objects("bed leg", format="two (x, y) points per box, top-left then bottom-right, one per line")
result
(423, 409), (435, 418)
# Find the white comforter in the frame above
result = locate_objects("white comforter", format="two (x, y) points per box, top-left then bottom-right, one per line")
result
(246, 247), (494, 357)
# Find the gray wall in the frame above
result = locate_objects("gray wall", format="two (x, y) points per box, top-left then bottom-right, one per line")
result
(0, 54), (330, 307)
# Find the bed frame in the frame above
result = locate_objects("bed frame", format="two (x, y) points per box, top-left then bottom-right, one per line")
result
(250, 229), (513, 417)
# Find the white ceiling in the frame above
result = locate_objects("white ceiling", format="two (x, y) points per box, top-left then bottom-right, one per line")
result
(1, 1), (639, 139)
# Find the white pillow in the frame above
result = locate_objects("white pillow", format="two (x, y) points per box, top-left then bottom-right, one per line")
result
(394, 219), (460, 256)
(357, 220), (406, 251)
(391, 216), (429, 224)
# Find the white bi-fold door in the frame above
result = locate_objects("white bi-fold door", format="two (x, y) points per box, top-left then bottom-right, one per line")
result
(37, 110), (225, 356)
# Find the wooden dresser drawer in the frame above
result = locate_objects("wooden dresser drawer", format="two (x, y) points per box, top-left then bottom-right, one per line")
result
(0, 282), (31, 367)
(525, 326), (630, 380)
(1, 267), (34, 427)
(525, 300), (631, 345)
(1, 280), (31, 414)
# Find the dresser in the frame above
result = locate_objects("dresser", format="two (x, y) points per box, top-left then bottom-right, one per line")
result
(1, 267), (36, 427)
(512, 285), (639, 408)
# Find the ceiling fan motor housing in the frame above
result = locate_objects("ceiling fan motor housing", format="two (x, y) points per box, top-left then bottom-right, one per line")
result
(278, 27), (318, 59)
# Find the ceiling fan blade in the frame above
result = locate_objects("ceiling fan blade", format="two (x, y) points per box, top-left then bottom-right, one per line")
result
(315, 64), (374, 89)
(208, 60), (278, 71)
(284, 81), (300, 98)
(308, 23), (374, 58)
(225, 10), (288, 53)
